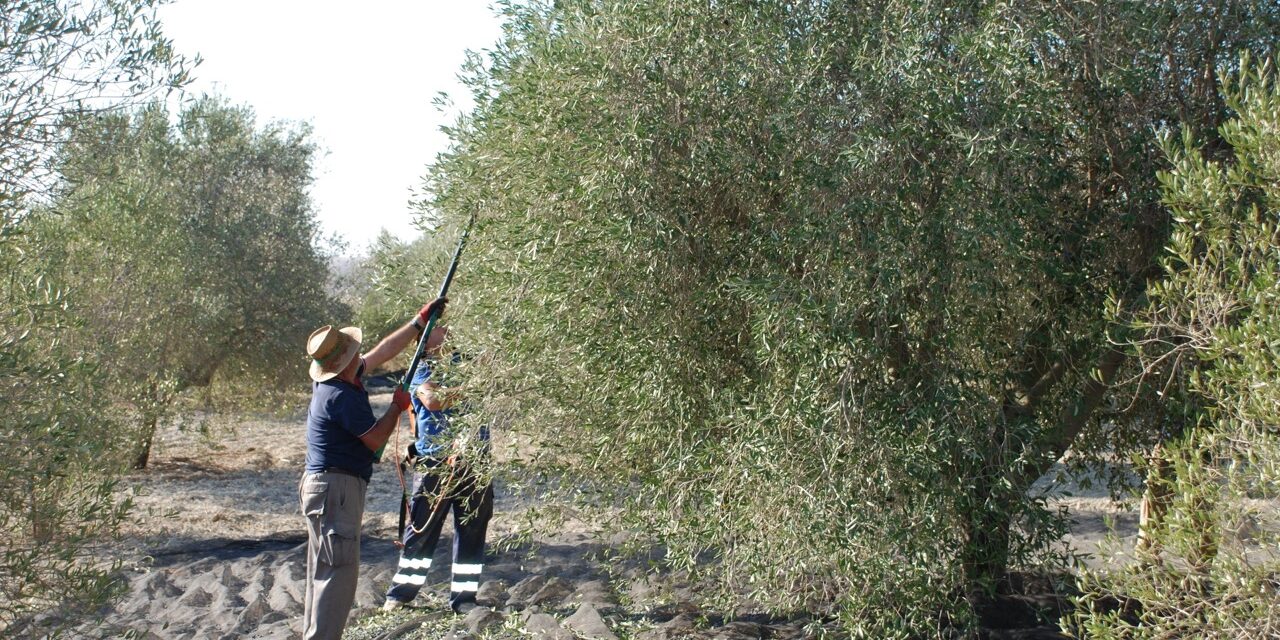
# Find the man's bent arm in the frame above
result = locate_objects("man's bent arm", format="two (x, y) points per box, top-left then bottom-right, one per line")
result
(363, 297), (447, 372)
(416, 381), (464, 411)
(359, 404), (404, 453)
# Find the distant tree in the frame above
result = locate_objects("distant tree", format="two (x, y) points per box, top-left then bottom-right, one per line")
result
(1071, 56), (1280, 639)
(0, 0), (190, 214)
(32, 96), (341, 469)
(0, 0), (190, 634)
(413, 0), (1280, 635)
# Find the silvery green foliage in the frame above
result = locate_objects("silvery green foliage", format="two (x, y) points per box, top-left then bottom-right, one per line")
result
(0, 1), (191, 634)
(0, 0), (190, 217)
(33, 97), (341, 469)
(0, 258), (135, 636)
(410, 1), (1279, 635)
(1072, 57), (1280, 640)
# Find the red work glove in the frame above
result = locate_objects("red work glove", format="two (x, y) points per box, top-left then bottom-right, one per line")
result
(415, 297), (448, 327)
(392, 388), (412, 413)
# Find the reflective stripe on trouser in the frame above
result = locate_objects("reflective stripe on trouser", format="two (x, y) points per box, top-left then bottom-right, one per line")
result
(300, 471), (368, 640)
(385, 460), (495, 610)
(390, 556), (431, 586)
(450, 562), (483, 598)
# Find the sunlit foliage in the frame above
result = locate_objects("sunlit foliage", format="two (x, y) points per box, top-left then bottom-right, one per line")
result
(405, 1), (1280, 636)
(31, 97), (342, 469)
(1072, 56), (1280, 640)
(0, 0), (190, 634)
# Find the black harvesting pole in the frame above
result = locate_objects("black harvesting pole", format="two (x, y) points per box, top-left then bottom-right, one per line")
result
(401, 215), (474, 394)
(391, 216), (475, 543)
(376, 216), (474, 467)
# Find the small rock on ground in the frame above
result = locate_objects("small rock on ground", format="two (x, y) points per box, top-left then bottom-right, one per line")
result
(708, 621), (765, 640)
(464, 606), (506, 635)
(568, 579), (618, 610)
(626, 574), (662, 607)
(476, 580), (508, 607)
(506, 576), (548, 608)
(521, 611), (576, 640)
(564, 603), (617, 640)
(637, 613), (699, 640)
(530, 577), (575, 607)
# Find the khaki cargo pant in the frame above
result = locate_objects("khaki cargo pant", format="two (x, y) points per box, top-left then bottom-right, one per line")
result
(299, 471), (367, 640)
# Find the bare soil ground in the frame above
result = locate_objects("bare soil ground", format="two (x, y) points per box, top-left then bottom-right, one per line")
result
(70, 393), (1140, 640)
(77, 391), (610, 639)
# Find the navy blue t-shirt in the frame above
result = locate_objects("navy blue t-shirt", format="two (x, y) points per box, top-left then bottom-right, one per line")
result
(412, 354), (488, 458)
(304, 361), (377, 481)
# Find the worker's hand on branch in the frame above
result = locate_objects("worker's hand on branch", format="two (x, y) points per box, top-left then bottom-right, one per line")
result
(415, 297), (448, 328)
(391, 388), (412, 413)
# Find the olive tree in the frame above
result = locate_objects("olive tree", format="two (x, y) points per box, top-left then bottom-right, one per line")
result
(1071, 57), (1280, 640)
(0, 258), (139, 636)
(0, 0), (189, 633)
(0, 0), (189, 214)
(412, 0), (1278, 635)
(33, 96), (341, 469)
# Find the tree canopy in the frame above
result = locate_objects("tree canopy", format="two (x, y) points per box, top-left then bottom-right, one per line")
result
(0, 0), (192, 632)
(31, 96), (341, 468)
(410, 1), (1280, 635)
(1073, 57), (1280, 639)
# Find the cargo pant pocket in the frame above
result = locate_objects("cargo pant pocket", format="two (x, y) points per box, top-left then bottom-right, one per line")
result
(301, 481), (328, 519)
(300, 478), (359, 567)
(326, 478), (363, 568)
(323, 517), (360, 567)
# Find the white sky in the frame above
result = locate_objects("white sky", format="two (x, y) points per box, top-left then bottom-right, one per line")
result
(156, 0), (504, 256)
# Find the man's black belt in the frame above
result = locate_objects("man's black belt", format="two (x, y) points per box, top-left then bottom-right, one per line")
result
(320, 466), (360, 478)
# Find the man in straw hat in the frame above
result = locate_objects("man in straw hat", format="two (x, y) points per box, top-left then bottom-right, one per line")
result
(298, 297), (445, 640)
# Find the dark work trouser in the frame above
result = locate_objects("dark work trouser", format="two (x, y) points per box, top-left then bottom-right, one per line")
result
(385, 459), (494, 610)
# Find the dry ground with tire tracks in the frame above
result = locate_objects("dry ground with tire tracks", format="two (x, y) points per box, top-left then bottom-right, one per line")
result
(64, 391), (1139, 640)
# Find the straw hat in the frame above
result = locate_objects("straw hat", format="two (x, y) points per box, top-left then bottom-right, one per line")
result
(307, 325), (363, 382)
